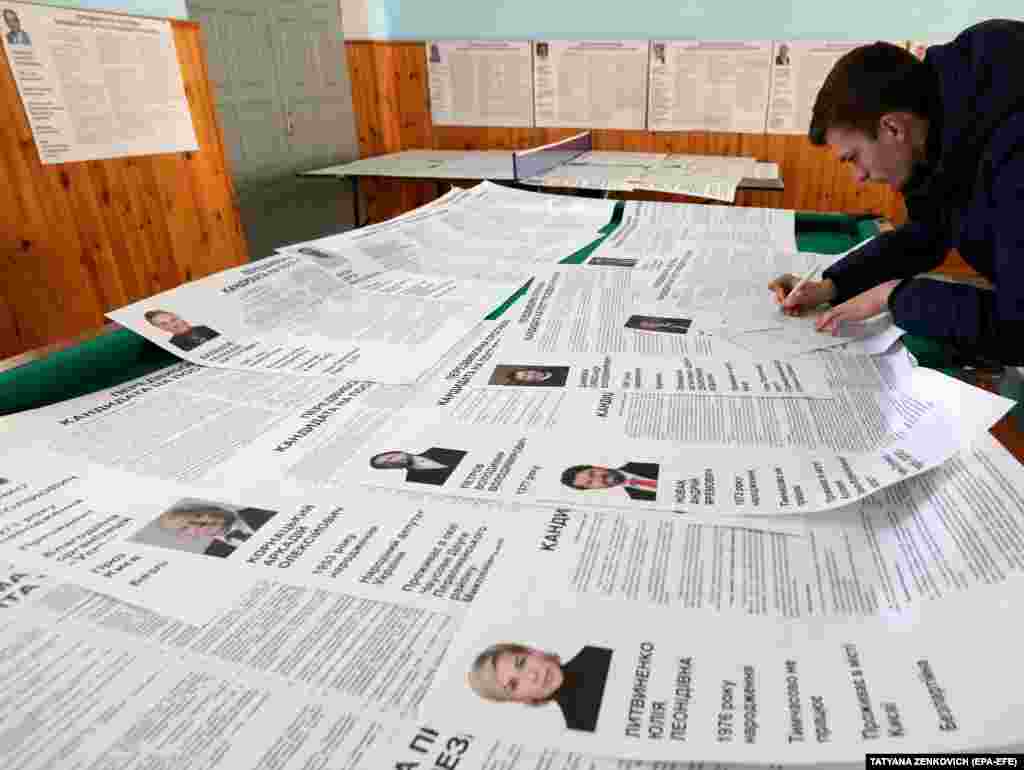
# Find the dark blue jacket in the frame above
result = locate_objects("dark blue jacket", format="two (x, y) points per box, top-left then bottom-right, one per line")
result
(822, 20), (1024, 364)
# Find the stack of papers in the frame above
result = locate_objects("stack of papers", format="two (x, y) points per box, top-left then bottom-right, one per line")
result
(523, 152), (781, 202)
(2, 182), (1020, 768)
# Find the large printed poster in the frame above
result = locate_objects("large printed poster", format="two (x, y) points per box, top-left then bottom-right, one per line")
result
(648, 40), (773, 133)
(764, 40), (870, 135)
(1, 1), (198, 163)
(423, 524), (1024, 762)
(107, 253), (497, 384)
(534, 40), (649, 129)
(427, 40), (534, 127)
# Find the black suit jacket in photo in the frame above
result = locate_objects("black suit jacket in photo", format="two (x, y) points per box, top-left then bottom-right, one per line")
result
(553, 645), (614, 732)
(203, 540), (236, 558)
(403, 448), (468, 486)
(618, 462), (659, 501)
(169, 325), (220, 351)
(645, 322), (690, 334)
(233, 507), (276, 533)
(626, 317), (691, 335)
(201, 507), (276, 558)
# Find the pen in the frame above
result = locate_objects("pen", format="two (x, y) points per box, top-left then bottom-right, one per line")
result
(782, 263), (820, 311)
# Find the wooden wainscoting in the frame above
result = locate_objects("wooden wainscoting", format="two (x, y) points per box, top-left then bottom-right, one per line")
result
(0, 21), (248, 359)
(343, 40), (909, 227)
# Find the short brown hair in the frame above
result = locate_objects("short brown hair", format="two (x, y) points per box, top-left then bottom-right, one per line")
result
(144, 309), (174, 324)
(809, 42), (932, 145)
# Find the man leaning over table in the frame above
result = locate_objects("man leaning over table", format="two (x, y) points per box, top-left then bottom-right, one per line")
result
(769, 20), (1024, 366)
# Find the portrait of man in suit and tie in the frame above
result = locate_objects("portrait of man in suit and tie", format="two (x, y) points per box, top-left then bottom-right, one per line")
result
(144, 309), (220, 352)
(624, 314), (692, 335)
(588, 256), (637, 268)
(467, 643), (613, 733)
(4, 10), (31, 46)
(560, 462), (660, 501)
(136, 500), (278, 559)
(370, 448), (468, 486)
(489, 364), (570, 387)
(296, 245), (349, 269)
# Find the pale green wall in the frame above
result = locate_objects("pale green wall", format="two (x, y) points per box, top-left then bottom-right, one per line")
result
(375, 0), (1022, 41)
(30, 0), (187, 19)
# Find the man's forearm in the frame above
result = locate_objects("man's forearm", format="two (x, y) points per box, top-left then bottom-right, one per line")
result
(823, 223), (946, 304)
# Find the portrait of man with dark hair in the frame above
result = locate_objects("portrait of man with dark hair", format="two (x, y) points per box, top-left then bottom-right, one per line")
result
(560, 462), (660, 501)
(489, 365), (570, 388)
(624, 314), (692, 335)
(467, 643), (613, 733)
(4, 9), (30, 46)
(296, 245), (349, 268)
(370, 448), (468, 486)
(144, 309), (220, 352)
(588, 256), (637, 268)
